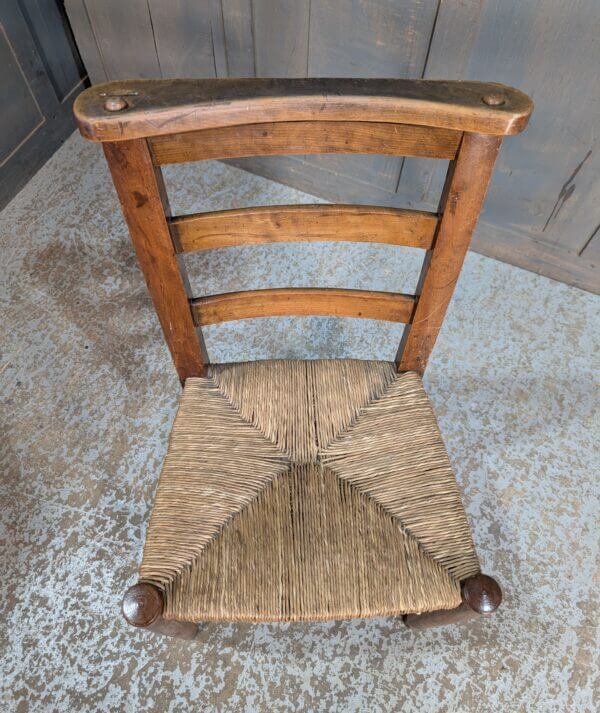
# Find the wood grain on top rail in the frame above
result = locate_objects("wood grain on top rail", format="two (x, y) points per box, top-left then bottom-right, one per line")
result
(150, 121), (461, 164)
(74, 78), (533, 142)
(171, 205), (438, 253)
(190, 288), (417, 326)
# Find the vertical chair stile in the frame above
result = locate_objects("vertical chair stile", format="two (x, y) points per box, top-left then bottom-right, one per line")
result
(103, 138), (208, 382)
(397, 133), (502, 374)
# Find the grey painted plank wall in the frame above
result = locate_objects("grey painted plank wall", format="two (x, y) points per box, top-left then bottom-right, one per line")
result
(220, 0), (254, 76)
(446, 0), (600, 257)
(65, 0), (600, 292)
(305, 0), (439, 192)
(148, 0), (216, 78)
(82, 1), (161, 80)
(0, 0), (86, 209)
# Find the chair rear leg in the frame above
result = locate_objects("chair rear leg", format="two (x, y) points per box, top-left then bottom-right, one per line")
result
(122, 582), (198, 639)
(404, 573), (502, 630)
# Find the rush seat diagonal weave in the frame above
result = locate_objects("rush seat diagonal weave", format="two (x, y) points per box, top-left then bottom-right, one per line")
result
(140, 360), (480, 622)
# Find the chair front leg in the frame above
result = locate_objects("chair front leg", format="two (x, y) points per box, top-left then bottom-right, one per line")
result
(404, 573), (502, 630)
(122, 582), (198, 639)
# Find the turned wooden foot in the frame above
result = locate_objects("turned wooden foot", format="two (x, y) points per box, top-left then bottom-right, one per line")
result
(404, 573), (502, 630)
(122, 582), (198, 639)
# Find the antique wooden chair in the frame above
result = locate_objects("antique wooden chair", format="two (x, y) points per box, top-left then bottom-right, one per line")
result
(74, 79), (532, 638)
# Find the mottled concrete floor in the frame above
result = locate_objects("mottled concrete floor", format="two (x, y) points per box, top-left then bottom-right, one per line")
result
(1, 133), (598, 712)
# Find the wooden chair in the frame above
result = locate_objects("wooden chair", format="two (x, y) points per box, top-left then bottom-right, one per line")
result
(74, 79), (532, 638)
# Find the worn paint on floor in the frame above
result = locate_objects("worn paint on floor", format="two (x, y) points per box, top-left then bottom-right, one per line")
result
(0, 133), (598, 712)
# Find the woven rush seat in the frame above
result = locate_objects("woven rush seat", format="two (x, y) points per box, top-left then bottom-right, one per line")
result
(140, 359), (480, 622)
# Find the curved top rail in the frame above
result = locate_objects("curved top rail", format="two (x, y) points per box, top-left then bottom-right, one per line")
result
(74, 78), (533, 142)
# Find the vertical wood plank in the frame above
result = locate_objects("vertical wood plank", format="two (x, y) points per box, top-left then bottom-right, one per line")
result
(234, 0), (441, 200)
(103, 139), (207, 381)
(396, 0), (486, 210)
(460, 0), (599, 255)
(399, 0), (600, 271)
(397, 133), (502, 374)
(308, 0), (439, 78)
(0, 1), (61, 115)
(147, 0), (216, 78)
(0, 21), (44, 161)
(83, 0), (161, 80)
(209, 0), (228, 77)
(306, 0), (441, 192)
(64, 0), (108, 84)
(220, 0), (255, 75)
(251, 0), (310, 77)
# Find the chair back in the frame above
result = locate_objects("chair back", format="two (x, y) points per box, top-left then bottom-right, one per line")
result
(74, 78), (532, 382)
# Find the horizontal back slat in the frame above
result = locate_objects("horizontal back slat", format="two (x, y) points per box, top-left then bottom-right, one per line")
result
(85, 79), (525, 379)
(150, 121), (461, 164)
(190, 288), (416, 326)
(171, 205), (438, 253)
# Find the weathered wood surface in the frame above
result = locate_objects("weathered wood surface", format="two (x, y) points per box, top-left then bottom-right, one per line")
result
(103, 139), (207, 381)
(66, 0), (598, 292)
(274, 0), (440, 193)
(218, 0), (254, 76)
(74, 78), (532, 142)
(252, 0), (310, 78)
(171, 205), (438, 252)
(78, 1), (161, 80)
(394, 0), (600, 293)
(147, 0), (216, 78)
(191, 288), (417, 326)
(150, 121), (461, 164)
(397, 133), (502, 373)
(64, 0), (107, 83)
(85, 80), (507, 376)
